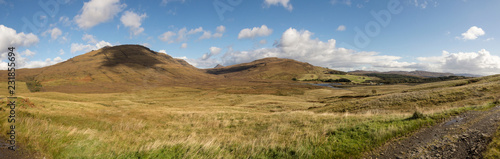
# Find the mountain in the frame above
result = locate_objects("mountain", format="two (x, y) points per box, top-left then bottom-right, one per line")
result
(204, 57), (345, 80)
(349, 70), (454, 78)
(1, 45), (216, 93)
(454, 73), (483, 78)
(214, 64), (224, 68)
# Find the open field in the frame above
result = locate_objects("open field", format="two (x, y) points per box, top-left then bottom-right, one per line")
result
(0, 75), (499, 158)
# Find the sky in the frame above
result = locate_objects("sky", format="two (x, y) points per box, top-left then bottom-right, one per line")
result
(0, 0), (499, 75)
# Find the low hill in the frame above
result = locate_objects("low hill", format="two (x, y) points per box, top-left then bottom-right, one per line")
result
(205, 57), (346, 80)
(349, 70), (454, 78)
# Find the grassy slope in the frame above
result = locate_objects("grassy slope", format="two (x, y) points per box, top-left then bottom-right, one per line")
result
(205, 57), (348, 81)
(483, 99), (500, 158)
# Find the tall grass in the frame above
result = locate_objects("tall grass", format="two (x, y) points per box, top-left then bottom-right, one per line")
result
(0, 75), (499, 158)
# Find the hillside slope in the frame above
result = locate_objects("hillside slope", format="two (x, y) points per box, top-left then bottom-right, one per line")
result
(1, 45), (216, 92)
(349, 70), (454, 78)
(205, 57), (346, 80)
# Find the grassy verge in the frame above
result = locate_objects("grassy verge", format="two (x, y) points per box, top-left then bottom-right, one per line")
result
(482, 99), (500, 159)
(1, 94), (496, 158)
(314, 103), (497, 158)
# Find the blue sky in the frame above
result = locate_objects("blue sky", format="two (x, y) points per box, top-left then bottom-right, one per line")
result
(0, 0), (499, 75)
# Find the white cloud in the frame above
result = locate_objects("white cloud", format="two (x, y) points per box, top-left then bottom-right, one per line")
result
(42, 28), (62, 40)
(260, 39), (267, 44)
(59, 49), (65, 55)
(238, 25), (273, 39)
(158, 50), (167, 54)
(223, 28), (415, 71)
(0, 25), (39, 66)
(160, 26), (225, 42)
(23, 57), (64, 69)
(141, 43), (151, 47)
(177, 27), (500, 75)
(409, 0), (438, 9)
(417, 49), (500, 75)
(181, 43), (188, 49)
(82, 33), (97, 44)
(22, 49), (36, 56)
(0, 50), (64, 70)
(337, 25), (346, 31)
(161, 0), (185, 6)
(176, 27), (188, 42)
(199, 25), (225, 40)
(202, 47), (222, 60)
(74, 0), (126, 29)
(188, 27), (203, 34)
(485, 38), (494, 41)
(120, 11), (147, 36)
(59, 16), (71, 26)
(159, 31), (176, 43)
(216, 25), (226, 33)
(461, 26), (485, 40)
(264, 0), (293, 11)
(0, 25), (39, 55)
(71, 40), (112, 53)
(330, 0), (352, 6)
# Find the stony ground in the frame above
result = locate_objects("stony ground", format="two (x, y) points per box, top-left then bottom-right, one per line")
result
(0, 138), (39, 159)
(367, 106), (500, 159)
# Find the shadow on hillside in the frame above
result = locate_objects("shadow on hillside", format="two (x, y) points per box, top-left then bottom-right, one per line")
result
(97, 45), (164, 68)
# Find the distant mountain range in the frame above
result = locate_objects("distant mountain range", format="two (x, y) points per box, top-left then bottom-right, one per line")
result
(349, 70), (481, 78)
(0, 45), (484, 93)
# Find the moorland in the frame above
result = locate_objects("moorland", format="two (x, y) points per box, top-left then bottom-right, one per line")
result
(1, 45), (499, 158)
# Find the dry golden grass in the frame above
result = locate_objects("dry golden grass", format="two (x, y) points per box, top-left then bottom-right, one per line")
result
(0, 75), (499, 158)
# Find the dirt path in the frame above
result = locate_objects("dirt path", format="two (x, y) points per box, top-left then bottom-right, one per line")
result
(0, 138), (39, 159)
(367, 106), (500, 159)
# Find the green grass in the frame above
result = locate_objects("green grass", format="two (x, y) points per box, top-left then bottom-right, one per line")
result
(297, 73), (371, 83)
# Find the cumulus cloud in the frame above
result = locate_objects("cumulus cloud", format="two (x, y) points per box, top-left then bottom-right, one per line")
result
(417, 49), (500, 75)
(216, 25), (226, 33)
(409, 0), (438, 9)
(74, 0), (126, 29)
(161, 0), (185, 6)
(238, 25), (273, 39)
(82, 33), (97, 44)
(160, 26), (225, 42)
(227, 28), (409, 70)
(330, 0), (352, 6)
(178, 27), (500, 75)
(264, 0), (293, 11)
(0, 25), (39, 50)
(158, 50), (167, 54)
(180, 43), (188, 49)
(22, 49), (36, 56)
(43, 28), (63, 40)
(159, 31), (176, 43)
(461, 26), (485, 40)
(337, 25), (346, 31)
(199, 25), (225, 40)
(0, 52), (64, 70)
(59, 49), (65, 55)
(23, 57), (64, 69)
(71, 34), (112, 53)
(120, 11), (147, 36)
(201, 47), (222, 60)
(260, 39), (268, 44)
(59, 16), (71, 26)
